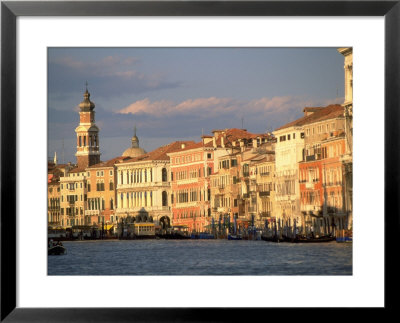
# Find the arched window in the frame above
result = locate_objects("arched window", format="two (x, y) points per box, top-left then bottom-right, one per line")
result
(162, 191), (168, 207)
(162, 168), (167, 182)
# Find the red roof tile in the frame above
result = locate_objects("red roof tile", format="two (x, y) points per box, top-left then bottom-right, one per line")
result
(87, 156), (129, 169)
(275, 104), (343, 131)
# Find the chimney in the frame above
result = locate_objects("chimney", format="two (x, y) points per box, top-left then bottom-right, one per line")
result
(181, 143), (186, 149)
(252, 138), (257, 148)
(221, 136), (225, 148)
(213, 137), (217, 148)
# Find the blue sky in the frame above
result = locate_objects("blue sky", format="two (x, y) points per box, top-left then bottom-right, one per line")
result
(48, 47), (345, 163)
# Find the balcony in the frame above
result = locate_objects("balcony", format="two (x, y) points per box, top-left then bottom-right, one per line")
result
(259, 211), (271, 218)
(305, 182), (314, 189)
(248, 206), (257, 213)
(259, 191), (270, 197)
(249, 185), (257, 192)
(85, 209), (100, 216)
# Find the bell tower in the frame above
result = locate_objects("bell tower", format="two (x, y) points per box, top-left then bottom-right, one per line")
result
(75, 83), (101, 168)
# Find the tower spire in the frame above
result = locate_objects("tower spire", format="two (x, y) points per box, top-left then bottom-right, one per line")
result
(131, 124), (139, 148)
(75, 86), (100, 168)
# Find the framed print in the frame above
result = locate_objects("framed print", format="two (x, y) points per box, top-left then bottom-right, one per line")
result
(1, 0), (399, 321)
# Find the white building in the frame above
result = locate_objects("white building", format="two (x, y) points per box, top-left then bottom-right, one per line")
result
(273, 118), (306, 225)
(115, 141), (194, 228)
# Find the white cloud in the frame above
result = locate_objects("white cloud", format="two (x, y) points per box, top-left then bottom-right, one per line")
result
(117, 95), (343, 119)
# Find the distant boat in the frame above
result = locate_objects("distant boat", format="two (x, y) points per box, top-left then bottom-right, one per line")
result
(227, 234), (242, 240)
(48, 244), (67, 255)
(191, 232), (215, 239)
(336, 236), (352, 243)
(336, 230), (352, 243)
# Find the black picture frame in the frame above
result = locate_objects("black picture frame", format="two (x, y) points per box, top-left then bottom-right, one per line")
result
(1, 0), (398, 321)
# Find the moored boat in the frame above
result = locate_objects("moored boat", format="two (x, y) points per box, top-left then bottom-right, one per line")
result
(336, 229), (352, 243)
(286, 235), (335, 243)
(261, 235), (285, 243)
(227, 234), (242, 240)
(336, 236), (352, 243)
(191, 232), (215, 239)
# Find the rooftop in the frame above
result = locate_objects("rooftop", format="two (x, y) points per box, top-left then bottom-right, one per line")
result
(120, 141), (197, 164)
(275, 104), (344, 131)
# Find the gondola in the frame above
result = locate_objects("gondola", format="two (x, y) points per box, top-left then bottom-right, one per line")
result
(227, 234), (242, 240)
(261, 235), (285, 243)
(284, 235), (335, 243)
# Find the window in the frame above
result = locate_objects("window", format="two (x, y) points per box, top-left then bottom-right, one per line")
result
(293, 133), (296, 139)
(288, 134), (291, 140)
(109, 170), (113, 176)
(162, 168), (167, 182)
(109, 181), (114, 190)
(162, 191), (168, 207)
(207, 153), (212, 159)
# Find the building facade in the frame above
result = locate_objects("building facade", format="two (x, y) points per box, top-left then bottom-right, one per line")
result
(115, 142), (194, 229)
(338, 47), (353, 230)
(273, 123), (305, 226)
(85, 157), (122, 226)
(249, 146), (276, 229)
(59, 168), (87, 227)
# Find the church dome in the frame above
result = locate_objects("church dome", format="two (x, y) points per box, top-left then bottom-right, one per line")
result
(79, 86), (95, 112)
(122, 126), (146, 158)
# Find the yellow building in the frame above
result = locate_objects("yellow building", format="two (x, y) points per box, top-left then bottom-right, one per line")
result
(249, 145), (276, 228)
(59, 167), (87, 227)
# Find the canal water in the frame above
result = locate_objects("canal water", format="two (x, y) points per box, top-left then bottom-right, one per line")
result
(48, 239), (352, 275)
